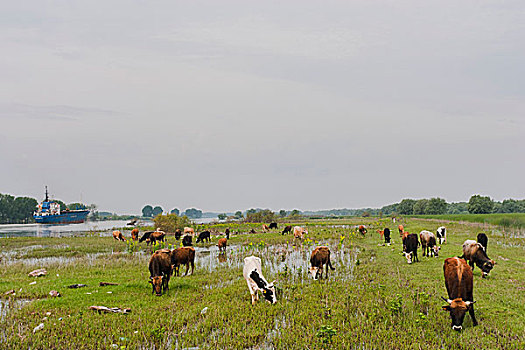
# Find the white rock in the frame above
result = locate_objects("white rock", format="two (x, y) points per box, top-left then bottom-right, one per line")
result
(33, 323), (44, 333)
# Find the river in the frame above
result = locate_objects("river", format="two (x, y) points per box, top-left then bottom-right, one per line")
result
(0, 220), (136, 238)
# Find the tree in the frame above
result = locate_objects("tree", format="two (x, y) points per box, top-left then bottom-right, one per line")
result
(184, 208), (203, 219)
(362, 211), (371, 217)
(170, 208), (180, 216)
(397, 199), (416, 215)
(447, 202), (468, 214)
(152, 206), (163, 217)
(142, 205), (153, 217)
(289, 209), (301, 218)
(426, 198), (447, 215)
(500, 199), (521, 213)
(13, 197), (38, 223)
(244, 209), (276, 223)
(234, 211), (243, 220)
(153, 213), (191, 232)
(218, 213), (227, 220)
(413, 199), (429, 215)
(67, 202), (87, 210)
(468, 195), (493, 214)
(279, 209), (287, 218)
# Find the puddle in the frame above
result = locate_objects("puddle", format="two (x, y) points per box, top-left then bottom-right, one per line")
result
(0, 298), (32, 322)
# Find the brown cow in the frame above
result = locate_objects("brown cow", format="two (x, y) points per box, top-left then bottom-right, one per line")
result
(131, 228), (139, 241)
(442, 257), (478, 331)
(358, 225), (367, 236)
(461, 240), (495, 278)
(149, 249), (172, 296)
(170, 247), (195, 276)
(308, 246), (335, 280)
(398, 225), (404, 236)
(139, 229), (166, 245)
(262, 224), (269, 232)
(217, 238), (227, 252)
(175, 229), (182, 240)
(112, 230), (125, 241)
(184, 227), (195, 237)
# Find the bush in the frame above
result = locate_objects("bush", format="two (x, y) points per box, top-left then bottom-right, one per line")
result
(153, 213), (191, 232)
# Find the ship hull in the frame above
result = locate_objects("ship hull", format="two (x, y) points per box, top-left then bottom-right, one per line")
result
(34, 210), (89, 224)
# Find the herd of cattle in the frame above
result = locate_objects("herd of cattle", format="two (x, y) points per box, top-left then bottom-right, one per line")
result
(112, 221), (495, 331)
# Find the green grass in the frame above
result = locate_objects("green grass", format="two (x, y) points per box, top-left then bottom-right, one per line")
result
(1, 218), (524, 349)
(411, 213), (525, 230)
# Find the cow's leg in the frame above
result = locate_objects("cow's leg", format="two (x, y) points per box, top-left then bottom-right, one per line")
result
(190, 261), (194, 275)
(184, 262), (189, 276)
(469, 260), (475, 271)
(469, 305), (478, 326)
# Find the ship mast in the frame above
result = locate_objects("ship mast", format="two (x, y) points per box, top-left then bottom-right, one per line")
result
(45, 186), (49, 202)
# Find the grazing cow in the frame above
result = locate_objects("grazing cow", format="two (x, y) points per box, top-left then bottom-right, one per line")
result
(308, 246), (335, 280)
(358, 225), (367, 236)
(139, 229), (166, 245)
(269, 222), (278, 230)
(182, 235), (193, 247)
(477, 233), (488, 253)
(225, 228), (230, 239)
(293, 226), (307, 240)
(217, 238), (227, 252)
(282, 225), (292, 235)
(420, 230), (440, 257)
(196, 230), (211, 243)
(130, 228), (139, 241)
(249, 228), (256, 234)
(436, 226), (447, 244)
(243, 256), (276, 305)
(175, 229), (182, 240)
(262, 224), (269, 232)
(377, 228), (391, 244)
(442, 257), (478, 331)
(398, 225), (404, 236)
(170, 247), (195, 276)
(112, 230), (125, 241)
(402, 234), (419, 264)
(148, 249), (172, 296)
(184, 227), (195, 237)
(461, 240), (494, 278)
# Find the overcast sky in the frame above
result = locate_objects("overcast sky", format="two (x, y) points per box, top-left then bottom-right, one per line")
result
(1, 1), (524, 214)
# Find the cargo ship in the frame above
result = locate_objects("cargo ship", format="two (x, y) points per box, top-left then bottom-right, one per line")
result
(33, 187), (89, 224)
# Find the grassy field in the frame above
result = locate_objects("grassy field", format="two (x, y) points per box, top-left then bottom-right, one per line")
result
(411, 213), (525, 231)
(1, 218), (524, 349)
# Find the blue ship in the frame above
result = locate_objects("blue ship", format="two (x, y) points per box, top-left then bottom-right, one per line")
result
(33, 187), (89, 224)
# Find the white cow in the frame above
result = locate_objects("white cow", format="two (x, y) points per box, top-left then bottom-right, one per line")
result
(243, 256), (276, 305)
(436, 226), (446, 244)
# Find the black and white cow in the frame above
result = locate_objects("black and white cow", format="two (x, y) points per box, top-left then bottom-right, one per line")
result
(243, 256), (277, 305)
(436, 226), (447, 244)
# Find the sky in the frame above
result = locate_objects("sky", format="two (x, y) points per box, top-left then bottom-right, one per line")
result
(1, 1), (524, 214)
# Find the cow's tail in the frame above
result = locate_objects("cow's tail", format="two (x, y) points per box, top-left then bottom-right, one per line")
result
(328, 258), (335, 270)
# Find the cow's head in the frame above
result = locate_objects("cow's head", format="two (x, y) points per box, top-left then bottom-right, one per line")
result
(481, 260), (495, 278)
(441, 297), (475, 331)
(432, 246), (441, 257)
(149, 276), (163, 296)
(309, 266), (320, 280)
(262, 281), (277, 304)
(403, 251), (413, 264)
